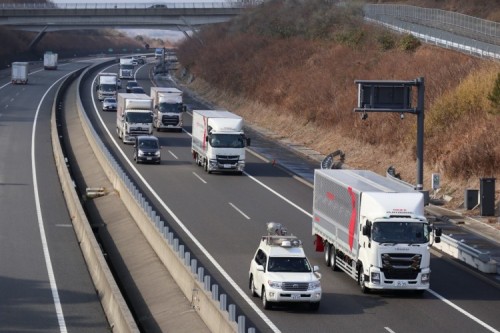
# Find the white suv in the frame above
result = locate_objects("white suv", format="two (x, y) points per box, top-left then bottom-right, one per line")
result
(248, 223), (322, 310)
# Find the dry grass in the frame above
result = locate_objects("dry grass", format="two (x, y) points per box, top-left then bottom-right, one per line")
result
(177, 0), (500, 211)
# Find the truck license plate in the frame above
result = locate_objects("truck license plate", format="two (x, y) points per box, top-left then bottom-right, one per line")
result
(396, 281), (407, 287)
(291, 294), (300, 300)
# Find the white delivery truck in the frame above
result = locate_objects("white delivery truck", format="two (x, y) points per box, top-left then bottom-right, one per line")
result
(154, 48), (164, 59)
(150, 87), (186, 132)
(11, 62), (29, 84)
(96, 72), (118, 101)
(116, 93), (154, 144)
(119, 57), (135, 79)
(312, 169), (441, 293)
(191, 110), (250, 174)
(43, 51), (58, 70)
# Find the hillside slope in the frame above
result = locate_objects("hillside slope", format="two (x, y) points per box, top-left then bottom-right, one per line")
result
(176, 0), (500, 212)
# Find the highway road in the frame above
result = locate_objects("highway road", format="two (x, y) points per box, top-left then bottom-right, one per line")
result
(0, 61), (109, 332)
(76, 59), (500, 333)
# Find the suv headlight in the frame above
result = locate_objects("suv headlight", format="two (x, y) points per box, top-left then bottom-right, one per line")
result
(308, 281), (321, 290)
(267, 280), (283, 289)
(155, 151), (160, 156)
(138, 150), (145, 156)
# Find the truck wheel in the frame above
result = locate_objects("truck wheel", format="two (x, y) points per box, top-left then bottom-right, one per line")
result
(358, 265), (370, 294)
(329, 245), (339, 271)
(324, 243), (331, 267)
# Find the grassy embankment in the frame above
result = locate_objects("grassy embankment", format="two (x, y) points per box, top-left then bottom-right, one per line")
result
(176, 0), (500, 213)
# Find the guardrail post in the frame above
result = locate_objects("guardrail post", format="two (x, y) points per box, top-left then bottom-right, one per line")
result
(228, 304), (235, 321)
(211, 284), (218, 301)
(220, 294), (227, 312)
(204, 275), (211, 291)
(238, 316), (245, 333)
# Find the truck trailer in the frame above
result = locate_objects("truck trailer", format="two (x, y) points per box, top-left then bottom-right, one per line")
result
(96, 72), (118, 101)
(11, 62), (29, 84)
(150, 87), (186, 132)
(43, 51), (58, 70)
(116, 93), (153, 144)
(191, 110), (250, 174)
(312, 169), (441, 293)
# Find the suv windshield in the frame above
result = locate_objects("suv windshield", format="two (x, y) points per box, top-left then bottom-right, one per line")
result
(138, 139), (158, 149)
(267, 257), (312, 273)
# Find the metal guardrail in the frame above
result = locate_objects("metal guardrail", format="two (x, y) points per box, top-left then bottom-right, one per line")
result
(364, 4), (500, 45)
(363, 5), (500, 60)
(77, 61), (252, 332)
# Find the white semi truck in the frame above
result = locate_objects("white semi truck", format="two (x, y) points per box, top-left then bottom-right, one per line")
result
(150, 87), (186, 132)
(116, 93), (153, 144)
(43, 51), (58, 70)
(191, 110), (250, 174)
(119, 57), (135, 79)
(11, 62), (29, 84)
(96, 72), (118, 101)
(312, 169), (441, 293)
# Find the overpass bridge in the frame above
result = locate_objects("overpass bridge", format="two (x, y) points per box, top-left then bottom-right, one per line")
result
(0, 1), (260, 48)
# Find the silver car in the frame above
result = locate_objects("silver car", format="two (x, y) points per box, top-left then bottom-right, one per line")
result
(102, 97), (117, 112)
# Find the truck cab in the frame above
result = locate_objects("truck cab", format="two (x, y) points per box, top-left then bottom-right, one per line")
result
(249, 223), (321, 310)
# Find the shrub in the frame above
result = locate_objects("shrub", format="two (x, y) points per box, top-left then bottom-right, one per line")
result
(399, 34), (421, 52)
(487, 72), (500, 114)
(377, 33), (395, 50)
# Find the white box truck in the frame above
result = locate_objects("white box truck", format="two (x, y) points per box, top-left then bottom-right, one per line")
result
(150, 87), (186, 132)
(191, 110), (250, 174)
(119, 57), (135, 79)
(116, 93), (153, 144)
(43, 51), (58, 70)
(312, 169), (441, 293)
(11, 62), (29, 84)
(96, 72), (118, 101)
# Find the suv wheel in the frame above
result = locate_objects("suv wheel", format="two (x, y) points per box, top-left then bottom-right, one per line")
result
(262, 287), (272, 309)
(249, 276), (258, 297)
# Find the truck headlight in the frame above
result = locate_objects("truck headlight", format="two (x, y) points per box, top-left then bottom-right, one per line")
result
(421, 273), (430, 284)
(267, 280), (282, 289)
(308, 281), (321, 290)
(371, 272), (380, 284)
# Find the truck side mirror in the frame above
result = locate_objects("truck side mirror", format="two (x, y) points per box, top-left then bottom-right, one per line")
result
(246, 138), (251, 146)
(205, 136), (208, 142)
(362, 225), (370, 237)
(183, 105), (187, 112)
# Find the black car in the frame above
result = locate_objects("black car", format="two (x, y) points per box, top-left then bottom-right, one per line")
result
(126, 80), (138, 93)
(130, 86), (145, 94)
(133, 135), (161, 164)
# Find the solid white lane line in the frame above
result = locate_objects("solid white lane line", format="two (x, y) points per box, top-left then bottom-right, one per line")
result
(33, 72), (76, 333)
(427, 289), (500, 333)
(384, 327), (396, 333)
(229, 202), (251, 220)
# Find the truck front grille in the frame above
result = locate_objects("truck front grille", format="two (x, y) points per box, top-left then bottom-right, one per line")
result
(281, 282), (309, 291)
(216, 155), (239, 165)
(161, 115), (180, 126)
(381, 253), (421, 280)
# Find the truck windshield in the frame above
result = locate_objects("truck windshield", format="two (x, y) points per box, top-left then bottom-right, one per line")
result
(159, 103), (183, 113)
(267, 257), (312, 273)
(121, 64), (134, 70)
(209, 134), (245, 148)
(126, 112), (152, 123)
(101, 84), (116, 92)
(372, 222), (429, 244)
